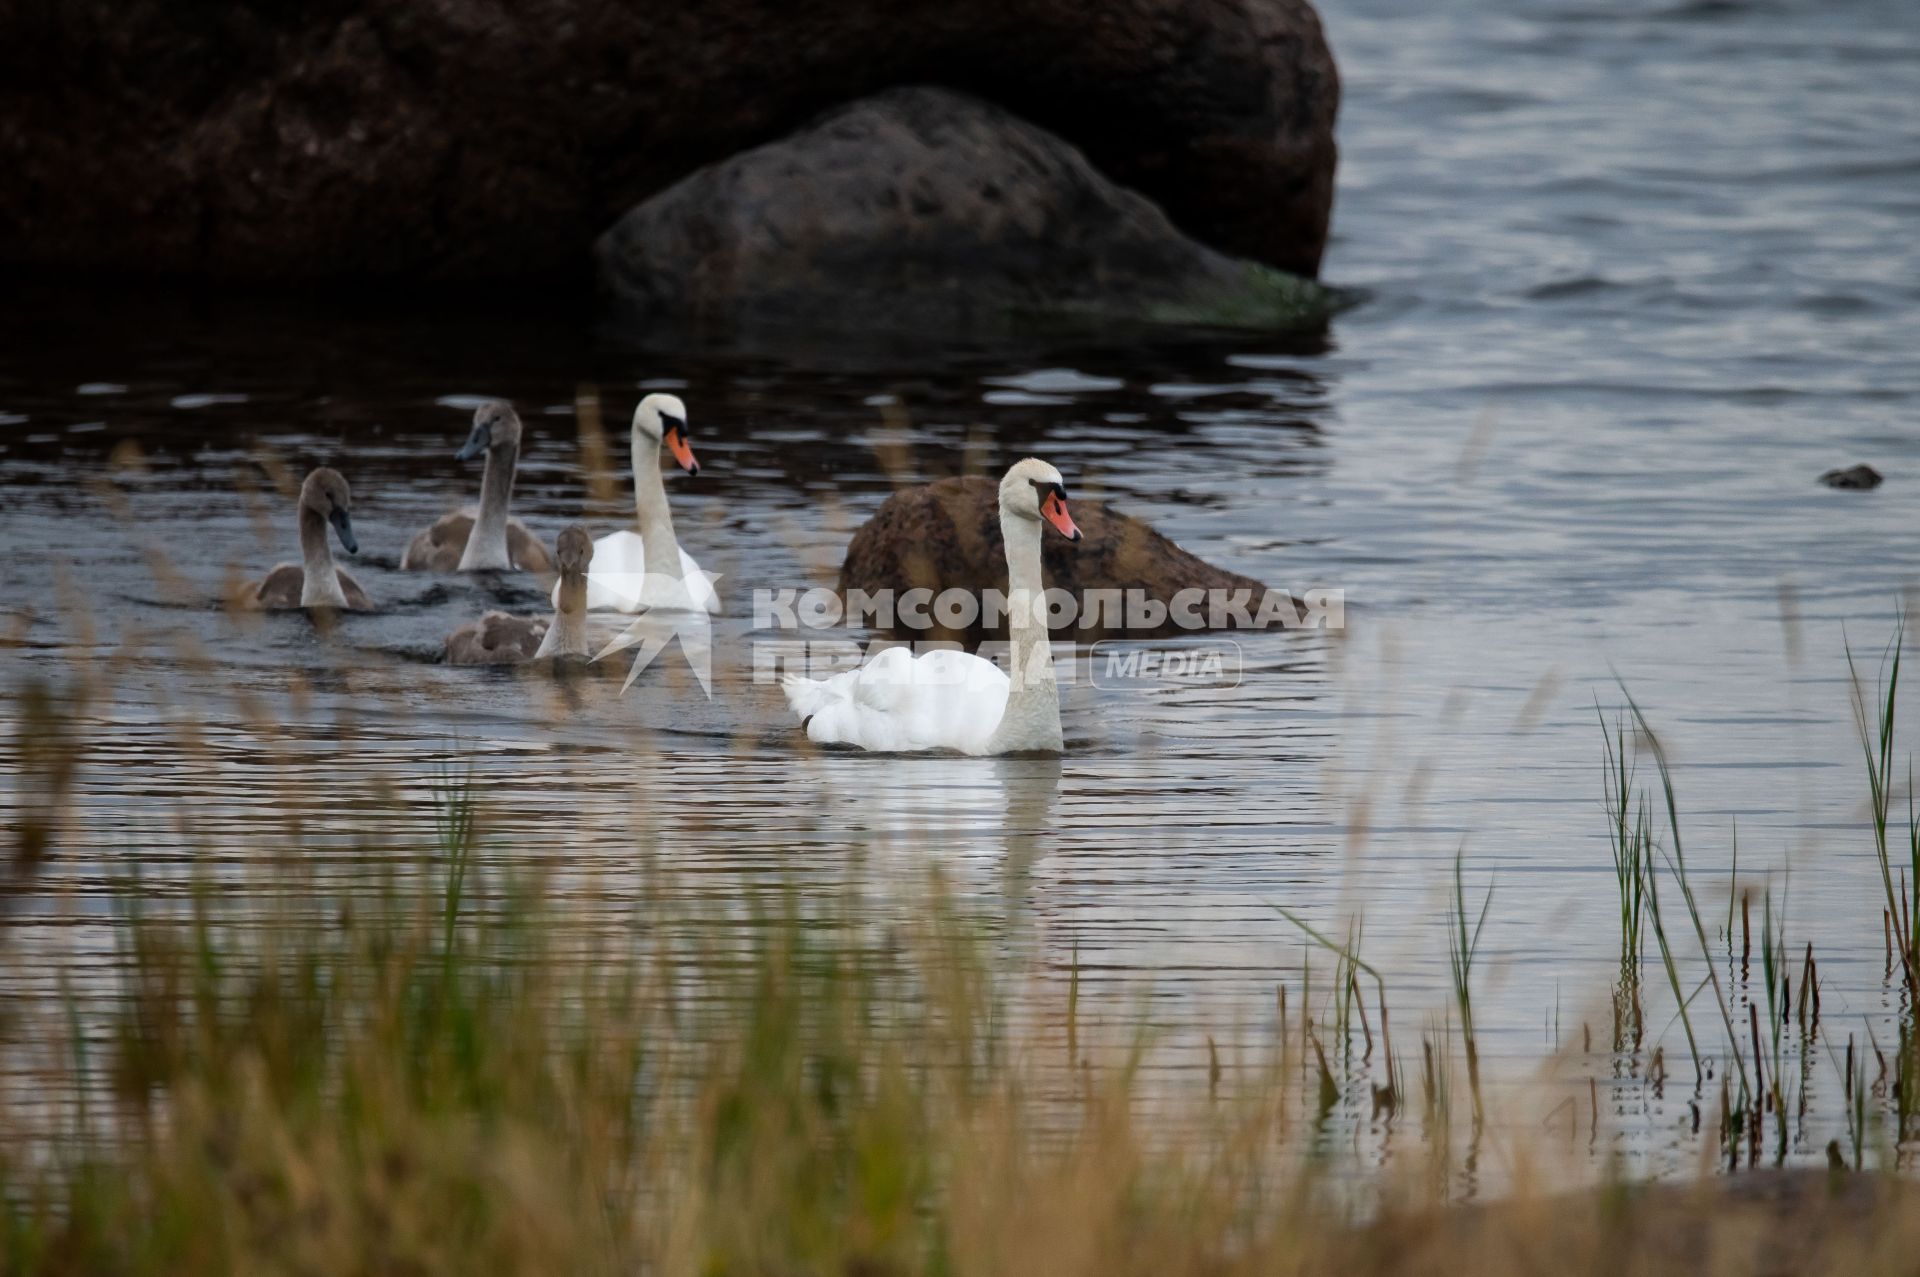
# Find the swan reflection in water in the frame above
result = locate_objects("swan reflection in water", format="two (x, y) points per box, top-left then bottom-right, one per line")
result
(797, 750), (1062, 877)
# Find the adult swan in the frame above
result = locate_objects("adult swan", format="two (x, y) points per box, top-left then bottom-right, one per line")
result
(566, 393), (718, 614)
(783, 458), (1082, 755)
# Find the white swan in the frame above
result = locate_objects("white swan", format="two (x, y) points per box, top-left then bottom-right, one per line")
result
(782, 458), (1082, 754)
(563, 393), (718, 614)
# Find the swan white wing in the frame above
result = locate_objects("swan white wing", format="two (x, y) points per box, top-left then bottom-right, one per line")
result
(676, 546), (719, 613)
(562, 530), (719, 613)
(784, 646), (1010, 754)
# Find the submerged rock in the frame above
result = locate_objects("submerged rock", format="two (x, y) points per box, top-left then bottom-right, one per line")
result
(0, 0), (1337, 287)
(1820, 464), (1883, 490)
(597, 88), (1333, 334)
(835, 472), (1276, 645)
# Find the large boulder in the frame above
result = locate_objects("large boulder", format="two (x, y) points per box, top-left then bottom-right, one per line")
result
(0, 0), (1337, 286)
(597, 87), (1331, 332)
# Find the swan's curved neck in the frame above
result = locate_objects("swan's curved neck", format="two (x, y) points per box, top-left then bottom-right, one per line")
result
(984, 505), (1063, 754)
(631, 433), (684, 581)
(298, 506), (347, 608)
(459, 441), (518, 570)
(536, 569), (590, 659)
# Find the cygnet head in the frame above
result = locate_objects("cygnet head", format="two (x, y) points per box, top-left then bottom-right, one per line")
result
(457, 399), (523, 462)
(633, 393), (699, 476)
(300, 467), (360, 555)
(999, 457), (1081, 542)
(555, 524), (593, 577)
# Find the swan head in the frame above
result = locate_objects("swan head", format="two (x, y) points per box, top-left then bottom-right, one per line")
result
(632, 393), (699, 476)
(457, 399), (522, 462)
(1000, 457), (1081, 542)
(555, 524), (593, 577)
(301, 467), (359, 555)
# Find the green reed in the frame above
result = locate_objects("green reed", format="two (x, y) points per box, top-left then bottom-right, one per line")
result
(1273, 906), (1397, 1111)
(1847, 622), (1920, 997)
(1419, 1010), (1454, 1159)
(1897, 1016), (1918, 1147)
(1828, 1033), (1870, 1174)
(1637, 815), (1702, 1083)
(1445, 848), (1490, 1121)
(1758, 884), (1790, 1162)
(1600, 710), (1651, 1047)
(1600, 710), (1648, 972)
(1620, 686), (1752, 1121)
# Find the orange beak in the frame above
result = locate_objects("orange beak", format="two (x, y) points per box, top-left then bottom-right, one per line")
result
(666, 427), (699, 476)
(1041, 490), (1081, 542)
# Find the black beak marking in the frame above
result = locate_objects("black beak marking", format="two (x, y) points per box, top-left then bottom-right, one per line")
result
(329, 506), (359, 555)
(663, 415), (698, 474)
(1028, 477), (1078, 539)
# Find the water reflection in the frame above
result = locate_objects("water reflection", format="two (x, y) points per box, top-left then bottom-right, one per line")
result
(796, 752), (1062, 866)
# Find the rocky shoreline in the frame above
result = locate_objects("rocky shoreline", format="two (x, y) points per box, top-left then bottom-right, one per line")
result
(0, 0), (1338, 330)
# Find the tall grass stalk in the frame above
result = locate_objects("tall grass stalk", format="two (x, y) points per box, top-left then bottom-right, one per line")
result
(1272, 906), (1396, 1107)
(1601, 711), (1650, 1048)
(1446, 848), (1491, 1119)
(1621, 686), (1751, 1111)
(1600, 711), (1648, 970)
(1846, 623), (1920, 997)
(1828, 1033), (1869, 1173)
(1638, 823), (1703, 1085)
(1758, 885), (1790, 1162)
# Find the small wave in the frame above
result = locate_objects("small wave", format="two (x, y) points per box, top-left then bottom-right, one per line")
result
(1651, 0), (1767, 19)
(981, 390), (1070, 406)
(1796, 292), (1881, 317)
(1524, 275), (1633, 301)
(984, 368), (1126, 394)
(1393, 85), (1541, 115)
(1546, 0), (1779, 23)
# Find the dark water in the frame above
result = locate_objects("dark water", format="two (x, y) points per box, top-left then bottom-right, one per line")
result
(2, 0), (1918, 1177)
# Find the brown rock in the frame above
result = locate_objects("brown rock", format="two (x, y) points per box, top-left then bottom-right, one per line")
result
(838, 474), (1278, 645)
